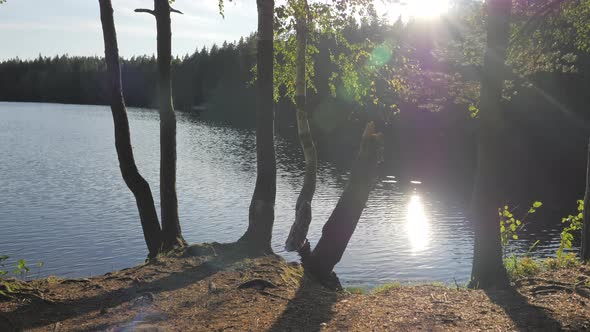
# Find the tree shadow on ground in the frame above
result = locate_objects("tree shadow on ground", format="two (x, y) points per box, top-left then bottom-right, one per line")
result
(1, 242), (257, 331)
(484, 287), (562, 331)
(267, 272), (338, 332)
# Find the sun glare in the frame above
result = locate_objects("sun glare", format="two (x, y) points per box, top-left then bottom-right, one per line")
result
(406, 195), (430, 252)
(383, 0), (450, 21)
(407, 0), (450, 18)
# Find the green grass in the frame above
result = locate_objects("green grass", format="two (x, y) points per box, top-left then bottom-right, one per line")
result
(372, 282), (401, 294)
(504, 253), (582, 280)
(345, 287), (366, 295)
(345, 280), (467, 296)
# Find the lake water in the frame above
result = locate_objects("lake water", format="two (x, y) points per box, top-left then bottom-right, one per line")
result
(0, 102), (566, 287)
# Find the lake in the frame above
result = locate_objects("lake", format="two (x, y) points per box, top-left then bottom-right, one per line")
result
(0, 102), (566, 287)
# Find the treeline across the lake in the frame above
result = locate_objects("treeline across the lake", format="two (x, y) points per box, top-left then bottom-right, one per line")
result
(0, 38), (256, 123)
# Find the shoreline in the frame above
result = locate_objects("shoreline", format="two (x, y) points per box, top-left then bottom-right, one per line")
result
(1, 243), (589, 331)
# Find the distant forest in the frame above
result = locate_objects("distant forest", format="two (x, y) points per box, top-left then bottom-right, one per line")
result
(1, 11), (589, 204)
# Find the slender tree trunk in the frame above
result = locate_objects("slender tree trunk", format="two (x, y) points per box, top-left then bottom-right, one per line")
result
(98, 0), (162, 258)
(154, 0), (185, 249)
(304, 122), (381, 280)
(285, 0), (318, 252)
(239, 0), (277, 253)
(469, 0), (512, 289)
(582, 138), (590, 261)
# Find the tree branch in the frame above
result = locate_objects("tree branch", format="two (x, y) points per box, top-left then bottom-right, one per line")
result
(170, 7), (184, 15)
(134, 8), (155, 16)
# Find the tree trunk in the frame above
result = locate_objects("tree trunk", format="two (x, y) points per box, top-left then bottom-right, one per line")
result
(239, 0), (277, 253)
(154, 0), (185, 249)
(582, 138), (590, 261)
(469, 0), (512, 289)
(304, 122), (381, 280)
(98, 0), (162, 258)
(285, 0), (318, 253)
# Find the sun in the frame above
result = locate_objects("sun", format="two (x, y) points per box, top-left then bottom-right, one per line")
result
(406, 0), (451, 19)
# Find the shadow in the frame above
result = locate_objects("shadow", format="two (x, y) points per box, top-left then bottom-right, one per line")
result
(2, 242), (257, 331)
(484, 287), (563, 331)
(267, 272), (338, 332)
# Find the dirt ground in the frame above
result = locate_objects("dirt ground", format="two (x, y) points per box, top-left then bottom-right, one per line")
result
(1, 243), (589, 332)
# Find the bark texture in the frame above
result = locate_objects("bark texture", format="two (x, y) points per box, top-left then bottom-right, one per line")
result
(153, 0), (186, 249)
(239, 0), (277, 252)
(304, 122), (381, 280)
(285, 0), (318, 252)
(469, 0), (512, 289)
(98, 0), (162, 258)
(582, 138), (590, 261)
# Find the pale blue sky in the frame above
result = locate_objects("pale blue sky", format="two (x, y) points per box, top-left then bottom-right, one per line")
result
(0, 0), (258, 60)
(0, 0), (425, 61)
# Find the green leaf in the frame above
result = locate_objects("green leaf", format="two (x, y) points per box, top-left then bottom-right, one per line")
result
(533, 201), (543, 208)
(512, 234), (518, 240)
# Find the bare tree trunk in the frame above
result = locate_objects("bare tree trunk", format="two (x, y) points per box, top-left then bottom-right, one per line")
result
(304, 122), (381, 280)
(582, 138), (590, 261)
(285, 0), (318, 253)
(469, 0), (511, 289)
(239, 0), (277, 253)
(153, 0), (185, 249)
(98, 0), (162, 258)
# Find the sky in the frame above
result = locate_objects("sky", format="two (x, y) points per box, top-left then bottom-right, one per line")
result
(0, 0), (257, 60)
(0, 0), (424, 61)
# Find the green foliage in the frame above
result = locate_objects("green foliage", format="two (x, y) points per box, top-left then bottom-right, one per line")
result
(217, 0), (233, 19)
(372, 282), (401, 294)
(0, 255), (43, 297)
(270, 0), (415, 114)
(468, 104), (479, 119)
(499, 201), (542, 249)
(0, 255), (8, 278)
(544, 252), (581, 270)
(504, 255), (542, 280)
(0, 256), (39, 279)
(557, 199), (584, 259)
(345, 286), (366, 295)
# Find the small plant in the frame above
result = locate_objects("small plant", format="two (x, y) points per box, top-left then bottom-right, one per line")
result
(499, 201), (542, 257)
(505, 256), (542, 280)
(544, 252), (581, 270)
(345, 286), (366, 295)
(0, 255), (43, 298)
(557, 199), (584, 259)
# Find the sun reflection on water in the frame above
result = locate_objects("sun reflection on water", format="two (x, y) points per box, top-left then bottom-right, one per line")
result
(406, 195), (430, 252)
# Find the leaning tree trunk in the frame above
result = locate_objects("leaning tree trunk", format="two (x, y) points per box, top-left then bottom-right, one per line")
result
(582, 138), (590, 261)
(136, 0), (186, 249)
(239, 0), (277, 253)
(469, 0), (512, 289)
(304, 122), (381, 281)
(285, 0), (318, 253)
(99, 0), (162, 258)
